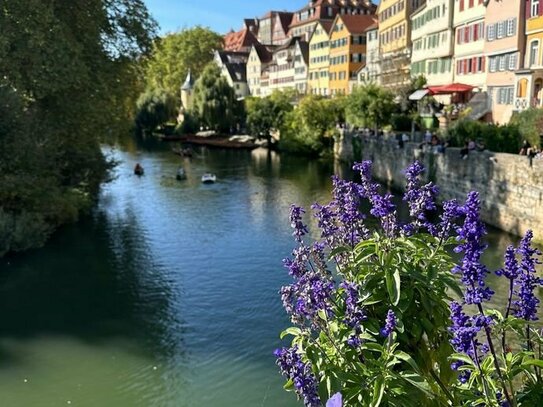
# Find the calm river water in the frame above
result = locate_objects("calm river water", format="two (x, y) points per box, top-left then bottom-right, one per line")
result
(0, 138), (526, 406)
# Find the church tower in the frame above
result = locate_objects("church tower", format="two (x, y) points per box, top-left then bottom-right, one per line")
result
(180, 69), (194, 112)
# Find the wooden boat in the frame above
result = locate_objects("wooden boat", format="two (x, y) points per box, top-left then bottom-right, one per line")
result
(176, 167), (187, 180)
(201, 173), (217, 184)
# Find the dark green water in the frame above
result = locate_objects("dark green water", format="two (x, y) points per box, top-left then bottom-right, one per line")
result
(0, 140), (526, 406)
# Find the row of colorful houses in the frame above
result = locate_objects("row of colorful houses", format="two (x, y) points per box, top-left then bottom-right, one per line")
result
(214, 0), (543, 124)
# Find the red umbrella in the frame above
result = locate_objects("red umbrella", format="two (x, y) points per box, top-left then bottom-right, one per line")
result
(427, 83), (474, 95)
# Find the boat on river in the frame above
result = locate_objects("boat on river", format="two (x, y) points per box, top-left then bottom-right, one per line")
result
(176, 167), (187, 180)
(201, 173), (216, 184)
(134, 163), (144, 176)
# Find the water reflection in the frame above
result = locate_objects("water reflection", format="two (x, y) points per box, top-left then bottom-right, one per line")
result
(0, 143), (538, 406)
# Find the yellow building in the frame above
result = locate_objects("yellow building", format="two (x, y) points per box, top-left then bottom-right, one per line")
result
(378, 0), (425, 89)
(329, 14), (377, 96)
(308, 21), (332, 96)
(514, 5), (543, 112)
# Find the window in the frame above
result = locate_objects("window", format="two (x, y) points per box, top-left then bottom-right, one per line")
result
(532, 0), (540, 18)
(498, 55), (506, 71)
(530, 41), (539, 66)
(487, 24), (495, 41)
(496, 21), (505, 39)
(489, 57), (497, 72)
(509, 53), (517, 70)
(507, 19), (516, 37)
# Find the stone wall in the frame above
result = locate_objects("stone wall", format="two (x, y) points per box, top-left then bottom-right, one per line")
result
(358, 139), (543, 238)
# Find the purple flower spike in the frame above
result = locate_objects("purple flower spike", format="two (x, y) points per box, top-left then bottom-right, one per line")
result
(514, 230), (542, 321)
(290, 205), (309, 243)
(452, 192), (494, 304)
(275, 347), (321, 407)
(403, 161), (439, 232)
(340, 282), (367, 347)
(380, 309), (397, 337)
(326, 392), (343, 407)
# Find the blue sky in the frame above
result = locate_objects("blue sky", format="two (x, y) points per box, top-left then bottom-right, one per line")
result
(144, 0), (308, 35)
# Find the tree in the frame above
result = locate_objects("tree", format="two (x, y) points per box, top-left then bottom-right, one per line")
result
(145, 26), (224, 96)
(191, 63), (242, 133)
(135, 88), (178, 131)
(245, 90), (294, 138)
(346, 83), (395, 130)
(280, 94), (343, 155)
(0, 0), (157, 256)
(510, 108), (543, 148)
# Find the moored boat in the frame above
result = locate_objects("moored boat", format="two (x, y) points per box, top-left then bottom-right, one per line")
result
(201, 173), (216, 184)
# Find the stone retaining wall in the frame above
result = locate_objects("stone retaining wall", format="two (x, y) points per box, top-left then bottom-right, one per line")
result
(357, 139), (543, 238)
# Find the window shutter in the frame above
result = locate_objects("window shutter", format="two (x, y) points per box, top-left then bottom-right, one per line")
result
(457, 29), (462, 44)
(474, 23), (479, 40)
(460, 0), (465, 11)
(481, 57), (485, 72)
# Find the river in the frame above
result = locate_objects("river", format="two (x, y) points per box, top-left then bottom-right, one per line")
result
(0, 138), (528, 406)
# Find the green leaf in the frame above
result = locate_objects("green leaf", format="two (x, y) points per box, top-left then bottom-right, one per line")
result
(395, 351), (421, 373)
(372, 376), (385, 407)
(385, 268), (401, 306)
(283, 379), (294, 391)
(521, 359), (543, 368)
(280, 327), (302, 339)
(450, 353), (475, 367)
(329, 246), (351, 258)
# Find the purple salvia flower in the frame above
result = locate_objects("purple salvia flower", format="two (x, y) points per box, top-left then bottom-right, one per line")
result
(452, 192), (494, 304)
(326, 392), (343, 407)
(353, 161), (378, 198)
(274, 346), (321, 407)
(429, 199), (462, 240)
(340, 281), (367, 347)
(290, 205), (309, 243)
(403, 161), (439, 233)
(495, 245), (519, 280)
(513, 230), (542, 321)
(380, 309), (397, 337)
(353, 161), (399, 238)
(312, 202), (339, 241)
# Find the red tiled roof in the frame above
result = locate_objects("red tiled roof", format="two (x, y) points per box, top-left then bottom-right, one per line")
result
(365, 21), (378, 32)
(223, 28), (260, 52)
(338, 14), (377, 35)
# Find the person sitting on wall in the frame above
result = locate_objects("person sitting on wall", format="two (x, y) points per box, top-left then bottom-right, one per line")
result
(468, 139), (476, 151)
(520, 140), (531, 156)
(460, 141), (470, 160)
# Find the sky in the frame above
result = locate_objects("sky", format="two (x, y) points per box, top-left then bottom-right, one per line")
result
(144, 0), (308, 35)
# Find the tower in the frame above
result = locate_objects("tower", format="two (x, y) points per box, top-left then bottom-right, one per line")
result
(180, 69), (194, 112)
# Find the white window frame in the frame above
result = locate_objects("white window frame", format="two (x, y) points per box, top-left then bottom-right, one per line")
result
(496, 21), (505, 39)
(509, 53), (517, 70)
(487, 24), (495, 41)
(506, 19), (515, 37)
(532, 0), (540, 18)
(530, 40), (540, 67)
(489, 57), (498, 73)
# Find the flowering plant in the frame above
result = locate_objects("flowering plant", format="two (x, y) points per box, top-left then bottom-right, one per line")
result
(275, 161), (543, 407)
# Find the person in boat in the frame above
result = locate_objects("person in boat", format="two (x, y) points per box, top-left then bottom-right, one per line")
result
(134, 163), (144, 175)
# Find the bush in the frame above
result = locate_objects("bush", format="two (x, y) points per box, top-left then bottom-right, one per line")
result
(390, 114), (412, 132)
(447, 119), (521, 153)
(276, 161), (543, 406)
(510, 108), (543, 148)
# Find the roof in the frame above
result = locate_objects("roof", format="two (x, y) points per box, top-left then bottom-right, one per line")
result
(337, 14), (377, 35)
(225, 63), (247, 83)
(297, 41), (310, 65)
(181, 69), (194, 91)
(223, 28), (260, 52)
(288, 0), (377, 30)
(365, 22), (378, 32)
(251, 43), (277, 64)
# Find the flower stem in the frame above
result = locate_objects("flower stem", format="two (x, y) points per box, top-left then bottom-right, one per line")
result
(477, 303), (514, 407)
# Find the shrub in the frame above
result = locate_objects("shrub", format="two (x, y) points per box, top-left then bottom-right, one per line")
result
(276, 161), (543, 406)
(447, 119), (521, 153)
(510, 108), (543, 148)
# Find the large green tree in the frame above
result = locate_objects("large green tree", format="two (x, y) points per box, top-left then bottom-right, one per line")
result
(346, 83), (395, 130)
(135, 88), (178, 131)
(191, 63), (242, 133)
(245, 90), (294, 138)
(0, 0), (157, 256)
(145, 26), (224, 96)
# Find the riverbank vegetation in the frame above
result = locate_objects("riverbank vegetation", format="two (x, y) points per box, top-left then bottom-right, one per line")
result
(0, 0), (157, 256)
(277, 160), (543, 406)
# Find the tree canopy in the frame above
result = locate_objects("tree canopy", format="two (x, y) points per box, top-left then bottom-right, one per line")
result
(144, 26), (224, 96)
(346, 83), (395, 129)
(0, 0), (157, 256)
(191, 63), (242, 133)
